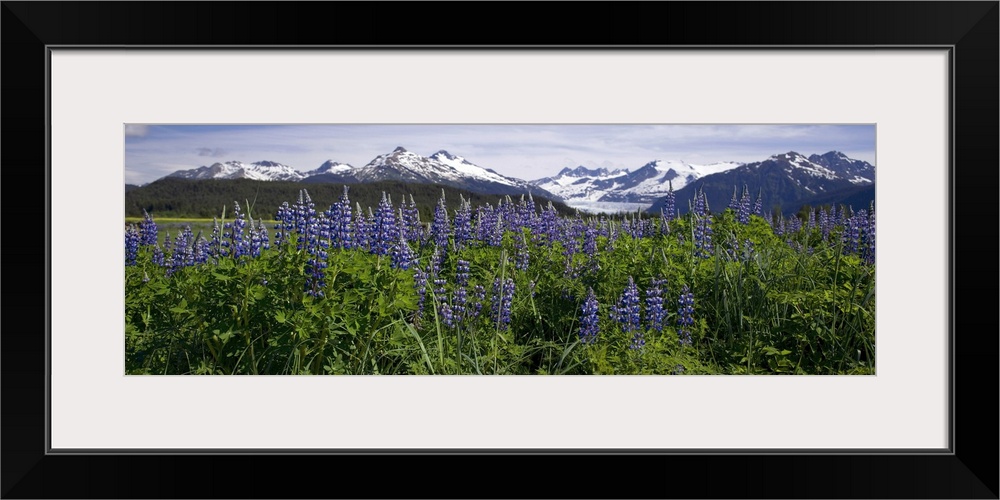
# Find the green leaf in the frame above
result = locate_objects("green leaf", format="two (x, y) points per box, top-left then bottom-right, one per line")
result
(169, 299), (188, 314)
(275, 311), (286, 323)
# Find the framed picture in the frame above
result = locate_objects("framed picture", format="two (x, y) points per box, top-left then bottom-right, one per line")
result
(4, 2), (996, 498)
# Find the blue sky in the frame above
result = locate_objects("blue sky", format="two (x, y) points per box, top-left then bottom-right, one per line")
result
(124, 124), (876, 185)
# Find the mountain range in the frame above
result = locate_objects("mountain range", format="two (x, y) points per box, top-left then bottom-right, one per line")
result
(167, 147), (554, 198)
(529, 159), (743, 208)
(158, 148), (874, 216)
(647, 151), (875, 216)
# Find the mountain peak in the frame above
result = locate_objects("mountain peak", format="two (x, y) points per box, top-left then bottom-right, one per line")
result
(254, 160), (284, 168)
(433, 149), (458, 160)
(392, 146), (408, 153)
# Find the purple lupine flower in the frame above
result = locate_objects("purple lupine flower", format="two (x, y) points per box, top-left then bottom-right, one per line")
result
(390, 235), (415, 270)
(304, 215), (328, 298)
(519, 193), (536, 230)
(501, 278), (515, 329)
(456, 260), (470, 287)
(583, 223), (598, 256)
(579, 287), (600, 344)
(293, 191), (316, 249)
(864, 204), (876, 265)
(819, 207), (831, 241)
(338, 187), (354, 250)
(693, 214), (714, 259)
(616, 277), (643, 349)
(259, 218), (270, 252)
(230, 201), (250, 259)
(677, 285), (695, 346)
(353, 203), (371, 252)
(402, 194), (421, 244)
(152, 244), (165, 267)
(181, 226), (196, 266)
(439, 302), (454, 328)
(431, 190), (450, 251)
(693, 190), (714, 258)
(298, 193), (329, 298)
(474, 205), (489, 244)
(470, 285), (486, 320)
(729, 186), (739, 212)
(515, 234), (530, 271)
(454, 196), (473, 250)
(452, 286), (467, 326)
(807, 208), (817, 230)
(273, 202), (291, 248)
(490, 278), (515, 331)
(752, 189), (763, 217)
(561, 218), (579, 259)
(430, 246), (443, 279)
(843, 213), (861, 255)
(488, 208), (504, 248)
(433, 277), (447, 298)
(167, 227), (190, 276)
(139, 210), (158, 246)
(373, 192), (396, 256)
(645, 277), (667, 333)
(193, 234), (209, 265)
(323, 201), (341, 250)
(737, 186), (751, 225)
(662, 181), (676, 224)
(125, 224), (140, 266)
(248, 219), (263, 258)
(540, 203), (560, 244)
(786, 216), (802, 235)
(413, 267), (428, 327)
(208, 217), (224, 260)
(771, 214), (784, 236)
(162, 231), (172, 259)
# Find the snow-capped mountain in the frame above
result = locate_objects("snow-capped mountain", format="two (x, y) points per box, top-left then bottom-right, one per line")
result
(300, 160), (357, 184)
(348, 147), (553, 197)
(529, 159), (743, 208)
(808, 151), (876, 185)
(160, 148), (556, 198)
(646, 151), (876, 216)
(167, 160), (307, 182)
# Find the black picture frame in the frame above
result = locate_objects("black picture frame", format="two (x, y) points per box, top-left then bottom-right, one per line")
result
(3, 2), (997, 498)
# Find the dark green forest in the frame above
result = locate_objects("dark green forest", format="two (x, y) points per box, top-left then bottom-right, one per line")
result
(125, 178), (575, 220)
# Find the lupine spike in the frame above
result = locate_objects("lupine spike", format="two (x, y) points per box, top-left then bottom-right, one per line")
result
(677, 285), (695, 346)
(579, 287), (600, 344)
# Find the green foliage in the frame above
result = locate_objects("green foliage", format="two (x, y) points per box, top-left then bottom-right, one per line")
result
(126, 210), (875, 375)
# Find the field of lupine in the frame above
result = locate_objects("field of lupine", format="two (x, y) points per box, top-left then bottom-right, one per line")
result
(125, 186), (875, 375)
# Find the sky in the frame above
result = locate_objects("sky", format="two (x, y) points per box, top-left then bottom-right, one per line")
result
(124, 124), (876, 185)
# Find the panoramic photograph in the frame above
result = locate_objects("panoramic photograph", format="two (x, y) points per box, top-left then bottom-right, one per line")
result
(124, 124), (876, 375)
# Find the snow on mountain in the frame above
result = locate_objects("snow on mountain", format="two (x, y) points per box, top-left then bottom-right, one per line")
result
(158, 149), (552, 198)
(304, 160), (354, 177)
(345, 147), (552, 196)
(530, 159), (743, 207)
(428, 150), (521, 187)
(167, 160), (306, 181)
(530, 166), (629, 202)
(646, 151), (875, 217)
(807, 151), (875, 184)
